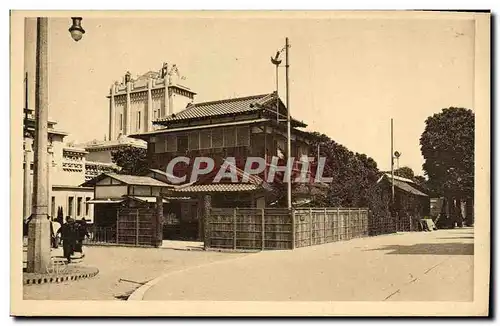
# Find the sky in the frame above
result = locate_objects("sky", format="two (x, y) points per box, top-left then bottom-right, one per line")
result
(23, 13), (475, 175)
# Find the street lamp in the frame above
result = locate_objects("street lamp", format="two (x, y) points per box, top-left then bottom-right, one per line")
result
(68, 17), (85, 42)
(394, 151), (401, 171)
(27, 17), (85, 274)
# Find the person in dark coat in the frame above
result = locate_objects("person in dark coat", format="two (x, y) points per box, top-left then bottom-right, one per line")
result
(74, 218), (89, 256)
(58, 216), (76, 263)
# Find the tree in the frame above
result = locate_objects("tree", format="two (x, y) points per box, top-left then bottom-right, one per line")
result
(394, 166), (415, 180)
(111, 146), (149, 176)
(413, 175), (427, 186)
(420, 107), (474, 226)
(306, 132), (385, 208)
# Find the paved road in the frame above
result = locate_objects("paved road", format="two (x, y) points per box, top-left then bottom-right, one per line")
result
(23, 246), (249, 300)
(142, 228), (474, 301)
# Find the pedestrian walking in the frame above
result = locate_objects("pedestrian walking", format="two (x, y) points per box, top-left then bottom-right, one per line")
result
(58, 216), (77, 263)
(74, 217), (89, 258)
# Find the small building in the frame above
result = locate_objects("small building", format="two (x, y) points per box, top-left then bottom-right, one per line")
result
(377, 173), (430, 231)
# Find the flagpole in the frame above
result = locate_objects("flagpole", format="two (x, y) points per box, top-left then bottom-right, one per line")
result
(286, 37), (292, 209)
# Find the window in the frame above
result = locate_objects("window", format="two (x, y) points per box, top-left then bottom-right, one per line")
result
(177, 135), (189, 152)
(68, 197), (74, 217)
(154, 135), (165, 153)
(200, 130), (212, 149)
(166, 135), (177, 152)
(85, 197), (91, 216)
(188, 132), (200, 150)
(137, 111), (141, 131)
(223, 127), (236, 147)
(236, 126), (250, 146)
(77, 197), (82, 216)
(51, 196), (55, 218)
(212, 128), (223, 148)
(120, 113), (123, 130)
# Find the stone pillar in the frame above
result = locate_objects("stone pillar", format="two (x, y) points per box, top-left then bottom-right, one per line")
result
(168, 88), (174, 116)
(27, 17), (51, 274)
(109, 85), (116, 140)
(147, 78), (153, 132)
(154, 196), (163, 247)
(163, 85), (169, 117)
(125, 81), (132, 135)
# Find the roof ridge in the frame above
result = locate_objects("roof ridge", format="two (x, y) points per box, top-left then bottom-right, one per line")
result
(156, 92), (273, 122)
(188, 93), (272, 108)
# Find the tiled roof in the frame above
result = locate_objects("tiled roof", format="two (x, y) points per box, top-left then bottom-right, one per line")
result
(377, 173), (428, 196)
(174, 184), (261, 193)
(106, 173), (172, 187)
(393, 179), (428, 197)
(155, 93), (276, 123)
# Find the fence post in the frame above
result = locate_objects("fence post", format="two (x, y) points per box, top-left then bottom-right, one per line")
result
(347, 208), (351, 240)
(116, 209), (119, 244)
(233, 208), (237, 250)
(204, 207), (210, 250)
(309, 208), (313, 246)
(136, 209), (140, 246)
(155, 196), (164, 248)
(357, 207), (364, 238)
(261, 208), (265, 250)
(291, 208), (296, 250)
(324, 208), (327, 243)
(337, 206), (340, 241)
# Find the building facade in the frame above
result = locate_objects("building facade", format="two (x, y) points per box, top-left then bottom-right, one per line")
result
(23, 109), (118, 223)
(127, 92), (318, 239)
(107, 63), (196, 141)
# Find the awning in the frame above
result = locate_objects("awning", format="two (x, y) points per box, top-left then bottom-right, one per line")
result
(87, 198), (124, 204)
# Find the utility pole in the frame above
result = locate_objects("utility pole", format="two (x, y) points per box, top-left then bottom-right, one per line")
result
(391, 118), (395, 204)
(275, 63), (280, 121)
(285, 37), (291, 209)
(27, 17), (51, 273)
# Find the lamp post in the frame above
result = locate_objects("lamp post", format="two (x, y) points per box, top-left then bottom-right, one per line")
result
(26, 17), (85, 274)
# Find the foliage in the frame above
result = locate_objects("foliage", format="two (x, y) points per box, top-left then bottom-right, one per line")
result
(413, 175), (426, 185)
(111, 146), (149, 176)
(305, 132), (388, 220)
(394, 166), (415, 180)
(420, 107), (474, 197)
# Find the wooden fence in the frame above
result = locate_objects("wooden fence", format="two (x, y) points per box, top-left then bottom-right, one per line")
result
(115, 207), (160, 247)
(205, 207), (374, 250)
(83, 226), (116, 245)
(294, 208), (369, 248)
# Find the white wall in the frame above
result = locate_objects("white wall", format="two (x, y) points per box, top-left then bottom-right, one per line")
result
(51, 188), (94, 223)
(95, 185), (128, 199)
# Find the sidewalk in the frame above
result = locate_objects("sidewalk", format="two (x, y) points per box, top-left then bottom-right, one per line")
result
(23, 244), (250, 300)
(140, 228), (474, 301)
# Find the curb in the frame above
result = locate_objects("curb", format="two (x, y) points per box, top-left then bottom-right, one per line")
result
(23, 266), (99, 286)
(127, 252), (255, 301)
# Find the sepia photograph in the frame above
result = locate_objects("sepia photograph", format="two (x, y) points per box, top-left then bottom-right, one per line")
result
(9, 9), (490, 316)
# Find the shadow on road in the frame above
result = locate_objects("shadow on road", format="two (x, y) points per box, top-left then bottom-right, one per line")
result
(366, 243), (474, 255)
(437, 236), (474, 240)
